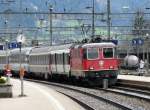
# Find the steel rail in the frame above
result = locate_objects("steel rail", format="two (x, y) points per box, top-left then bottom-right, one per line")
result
(59, 92), (95, 110)
(95, 87), (150, 102)
(112, 86), (150, 96)
(116, 79), (150, 91)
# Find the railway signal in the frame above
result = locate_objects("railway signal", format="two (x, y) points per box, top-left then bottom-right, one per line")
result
(132, 38), (144, 46)
(4, 64), (12, 84)
(8, 42), (19, 49)
(19, 67), (25, 77)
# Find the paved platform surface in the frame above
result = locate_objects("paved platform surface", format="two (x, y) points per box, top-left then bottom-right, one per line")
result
(118, 75), (150, 83)
(0, 79), (85, 110)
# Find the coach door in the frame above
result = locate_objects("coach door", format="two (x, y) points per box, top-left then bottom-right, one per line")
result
(50, 53), (57, 74)
(49, 54), (52, 74)
(63, 52), (70, 75)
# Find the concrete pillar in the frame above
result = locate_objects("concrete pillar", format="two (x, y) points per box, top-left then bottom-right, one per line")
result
(103, 79), (108, 89)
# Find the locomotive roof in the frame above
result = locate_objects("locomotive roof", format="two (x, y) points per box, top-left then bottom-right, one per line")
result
(81, 42), (116, 48)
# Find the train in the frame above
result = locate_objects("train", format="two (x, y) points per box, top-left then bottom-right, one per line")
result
(0, 42), (119, 86)
(119, 55), (139, 70)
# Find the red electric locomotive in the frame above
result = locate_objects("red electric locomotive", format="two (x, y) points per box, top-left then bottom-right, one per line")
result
(70, 42), (119, 85)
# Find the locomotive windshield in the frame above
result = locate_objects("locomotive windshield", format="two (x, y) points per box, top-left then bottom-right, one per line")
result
(87, 48), (99, 60)
(103, 48), (113, 58)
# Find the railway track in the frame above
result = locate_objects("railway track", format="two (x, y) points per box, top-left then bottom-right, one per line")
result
(59, 92), (95, 110)
(94, 79), (150, 101)
(99, 79), (150, 103)
(116, 79), (150, 91)
(95, 87), (150, 102)
(25, 78), (133, 110)
(112, 86), (150, 96)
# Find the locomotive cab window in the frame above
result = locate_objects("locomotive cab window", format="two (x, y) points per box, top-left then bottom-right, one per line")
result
(83, 49), (87, 59)
(87, 48), (99, 60)
(103, 48), (113, 58)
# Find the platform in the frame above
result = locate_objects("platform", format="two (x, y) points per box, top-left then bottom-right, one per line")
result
(0, 78), (85, 110)
(118, 75), (150, 83)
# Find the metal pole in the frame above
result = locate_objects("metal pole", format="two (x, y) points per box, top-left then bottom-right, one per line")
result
(92, 0), (95, 38)
(19, 42), (24, 96)
(5, 40), (11, 84)
(49, 6), (53, 46)
(4, 20), (9, 67)
(5, 41), (8, 65)
(107, 0), (111, 40)
(146, 48), (149, 75)
(143, 45), (145, 60)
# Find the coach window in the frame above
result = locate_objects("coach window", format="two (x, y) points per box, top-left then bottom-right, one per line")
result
(0, 57), (2, 63)
(51, 54), (53, 64)
(36, 56), (38, 65)
(33, 56), (35, 64)
(31, 56), (33, 64)
(59, 54), (61, 64)
(47, 55), (49, 64)
(30, 56), (34, 65)
(41, 55), (44, 64)
(32, 56), (34, 64)
(58, 54), (60, 64)
(45, 55), (47, 65)
(87, 48), (99, 60)
(30, 56), (32, 64)
(58, 54), (61, 64)
(39, 56), (41, 64)
(34, 56), (37, 65)
(53, 54), (55, 64)
(45, 55), (47, 64)
(114, 47), (118, 58)
(31, 56), (35, 64)
(41, 55), (43, 64)
(44, 55), (45, 64)
(35, 56), (37, 65)
(42, 55), (44, 64)
(38, 56), (40, 64)
(65, 53), (68, 64)
(103, 48), (113, 58)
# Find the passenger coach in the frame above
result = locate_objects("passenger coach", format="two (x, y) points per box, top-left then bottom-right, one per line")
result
(9, 47), (33, 75)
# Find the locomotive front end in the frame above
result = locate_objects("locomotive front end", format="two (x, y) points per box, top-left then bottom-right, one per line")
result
(82, 43), (119, 85)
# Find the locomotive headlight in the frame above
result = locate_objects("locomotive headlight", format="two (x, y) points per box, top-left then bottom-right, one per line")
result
(89, 66), (94, 70)
(99, 60), (104, 66)
(109, 66), (114, 69)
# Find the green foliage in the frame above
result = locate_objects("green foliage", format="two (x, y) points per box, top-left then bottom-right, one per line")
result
(0, 77), (6, 84)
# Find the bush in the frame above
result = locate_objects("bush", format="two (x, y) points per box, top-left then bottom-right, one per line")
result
(0, 77), (6, 84)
